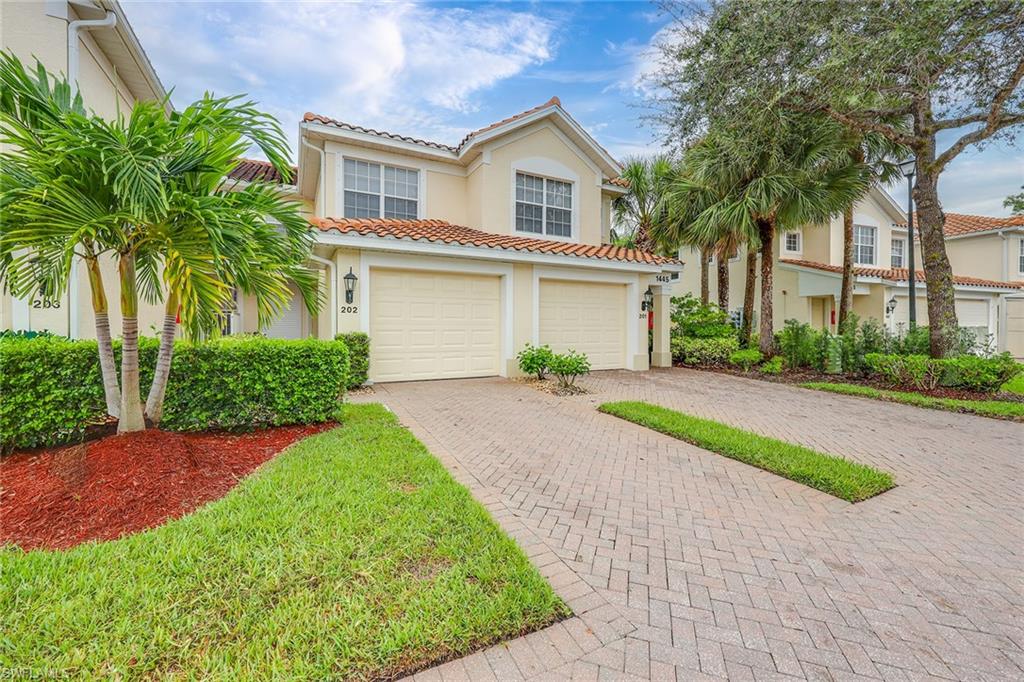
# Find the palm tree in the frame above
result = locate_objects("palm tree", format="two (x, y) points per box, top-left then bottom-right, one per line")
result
(0, 53), (319, 431)
(664, 113), (869, 354)
(611, 155), (674, 253)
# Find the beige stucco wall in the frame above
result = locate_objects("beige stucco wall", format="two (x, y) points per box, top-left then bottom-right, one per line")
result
(946, 233), (1024, 282)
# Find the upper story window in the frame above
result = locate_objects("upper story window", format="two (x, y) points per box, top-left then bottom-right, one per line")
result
(1019, 239), (1024, 274)
(854, 224), (877, 265)
(343, 158), (418, 220)
(783, 231), (801, 253)
(891, 238), (905, 268)
(515, 172), (572, 238)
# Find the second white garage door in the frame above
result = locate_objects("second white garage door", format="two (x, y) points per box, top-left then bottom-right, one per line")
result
(539, 279), (627, 370)
(370, 269), (501, 382)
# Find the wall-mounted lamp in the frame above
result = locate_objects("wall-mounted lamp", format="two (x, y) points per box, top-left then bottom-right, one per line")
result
(343, 267), (358, 304)
(641, 287), (654, 312)
(885, 296), (897, 316)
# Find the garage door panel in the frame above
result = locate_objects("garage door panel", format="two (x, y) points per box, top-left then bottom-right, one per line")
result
(539, 279), (627, 371)
(370, 268), (501, 382)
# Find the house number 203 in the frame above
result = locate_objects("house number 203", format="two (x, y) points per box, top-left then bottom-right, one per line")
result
(340, 305), (358, 314)
(32, 300), (61, 309)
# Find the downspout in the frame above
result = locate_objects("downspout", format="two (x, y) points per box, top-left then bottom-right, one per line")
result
(68, 10), (117, 97)
(66, 10), (116, 336)
(309, 255), (337, 338)
(301, 133), (327, 217)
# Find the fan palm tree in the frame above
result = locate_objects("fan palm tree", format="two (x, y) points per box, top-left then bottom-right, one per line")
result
(611, 155), (674, 253)
(0, 52), (319, 431)
(664, 113), (870, 354)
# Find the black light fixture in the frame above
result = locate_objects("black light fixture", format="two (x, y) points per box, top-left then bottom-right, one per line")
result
(343, 267), (357, 304)
(641, 287), (654, 312)
(898, 157), (917, 328)
(886, 296), (897, 316)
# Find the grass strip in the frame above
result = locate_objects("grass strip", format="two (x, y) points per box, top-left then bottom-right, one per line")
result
(1002, 375), (1024, 395)
(598, 401), (894, 503)
(801, 381), (1024, 420)
(0, 403), (568, 679)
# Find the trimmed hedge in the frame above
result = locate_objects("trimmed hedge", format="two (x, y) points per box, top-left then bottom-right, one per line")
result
(0, 336), (348, 451)
(335, 332), (369, 388)
(672, 336), (739, 366)
(865, 352), (1022, 393)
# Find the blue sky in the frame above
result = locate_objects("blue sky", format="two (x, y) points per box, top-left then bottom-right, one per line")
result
(123, 0), (1022, 216)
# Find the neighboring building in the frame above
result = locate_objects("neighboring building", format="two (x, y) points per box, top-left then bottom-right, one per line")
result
(674, 188), (1024, 356)
(0, 0), (167, 339)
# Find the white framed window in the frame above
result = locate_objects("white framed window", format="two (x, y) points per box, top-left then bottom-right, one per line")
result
(515, 172), (572, 238)
(854, 224), (877, 265)
(343, 158), (418, 220)
(783, 231), (801, 253)
(891, 238), (905, 268)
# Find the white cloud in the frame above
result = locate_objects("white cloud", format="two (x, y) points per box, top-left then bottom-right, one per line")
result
(123, 1), (556, 154)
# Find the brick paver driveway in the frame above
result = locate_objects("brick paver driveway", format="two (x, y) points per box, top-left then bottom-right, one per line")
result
(361, 368), (1023, 681)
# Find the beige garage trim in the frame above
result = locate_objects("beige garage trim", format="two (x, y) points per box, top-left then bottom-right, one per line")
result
(1006, 298), (1024, 359)
(369, 268), (501, 382)
(539, 279), (627, 370)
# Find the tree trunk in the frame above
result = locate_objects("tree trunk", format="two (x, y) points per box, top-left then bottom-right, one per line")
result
(85, 255), (120, 418)
(145, 291), (179, 426)
(740, 248), (757, 347)
(757, 219), (776, 355)
(913, 144), (959, 357)
(838, 203), (855, 329)
(634, 221), (654, 253)
(716, 250), (729, 311)
(117, 253), (145, 433)
(699, 247), (710, 305)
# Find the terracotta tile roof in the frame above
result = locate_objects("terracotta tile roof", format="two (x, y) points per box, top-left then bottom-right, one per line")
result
(780, 258), (1023, 290)
(607, 176), (630, 188)
(226, 158), (296, 185)
(312, 217), (682, 267)
(303, 97), (621, 181)
(897, 212), (1024, 237)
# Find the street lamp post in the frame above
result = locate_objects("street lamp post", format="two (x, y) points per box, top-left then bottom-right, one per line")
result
(898, 158), (917, 329)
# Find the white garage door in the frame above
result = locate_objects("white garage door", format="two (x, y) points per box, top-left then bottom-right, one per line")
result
(1006, 298), (1024, 359)
(369, 268), (501, 382)
(539, 279), (627, 370)
(264, 284), (304, 339)
(955, 299), (989, 328)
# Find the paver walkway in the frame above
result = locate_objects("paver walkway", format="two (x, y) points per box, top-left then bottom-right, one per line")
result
(357, 368), (1023, 681)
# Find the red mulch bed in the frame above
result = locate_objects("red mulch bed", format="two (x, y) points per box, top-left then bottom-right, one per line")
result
(0, 423), (334, 552)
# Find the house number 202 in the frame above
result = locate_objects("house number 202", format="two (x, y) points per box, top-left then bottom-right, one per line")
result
(340, 305), (358, 314)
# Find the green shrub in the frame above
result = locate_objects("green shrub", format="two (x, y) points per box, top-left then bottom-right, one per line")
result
(777, 320), (821, 369)
(941, 353), (1022, 393)
(837, 314), (886, 376)
(670, 294), (735, 339)
(0, 336), (348, 452)
(865, 353), (943, 391)
(759, 356), (784, 375)
(728, 348), (762, 371)
(335, 332), (370, 388)
(677, 336), (739, 366)
(517, 343), (555, 380)
(547, 349), (591, 388)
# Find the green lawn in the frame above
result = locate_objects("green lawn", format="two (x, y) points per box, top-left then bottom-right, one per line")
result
(599, 401), (894, 502)
(0, 404), (567, 679)
(802, 382), (1024, 420)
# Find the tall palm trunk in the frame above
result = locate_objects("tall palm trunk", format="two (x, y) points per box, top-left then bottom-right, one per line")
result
(699, 246), (710, 305)
(757, 218), (776, 355)
(740, 249), (757, 347)
(838, 204), (855, 328)
(145, 291), (179, 425)
(716, 250), (729, 311)
(117, 252), (145, 433)
(85, 254), (120, 418)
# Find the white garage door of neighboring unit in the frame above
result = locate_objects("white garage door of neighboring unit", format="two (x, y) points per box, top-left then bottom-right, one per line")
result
(539, 279), (627, 370)
(370, 269), (501, 382)
(955, 299), (989, 328)
(1006, 298), (1024, 359)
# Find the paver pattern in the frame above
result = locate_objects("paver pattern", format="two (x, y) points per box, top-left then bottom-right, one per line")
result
(358, 368), (1023, 681)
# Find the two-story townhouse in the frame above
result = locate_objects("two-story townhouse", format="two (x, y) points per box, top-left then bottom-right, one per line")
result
(0, 0), (168, 338)
(285, 98), (682, 382)
(674, 187), (1024, 355)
